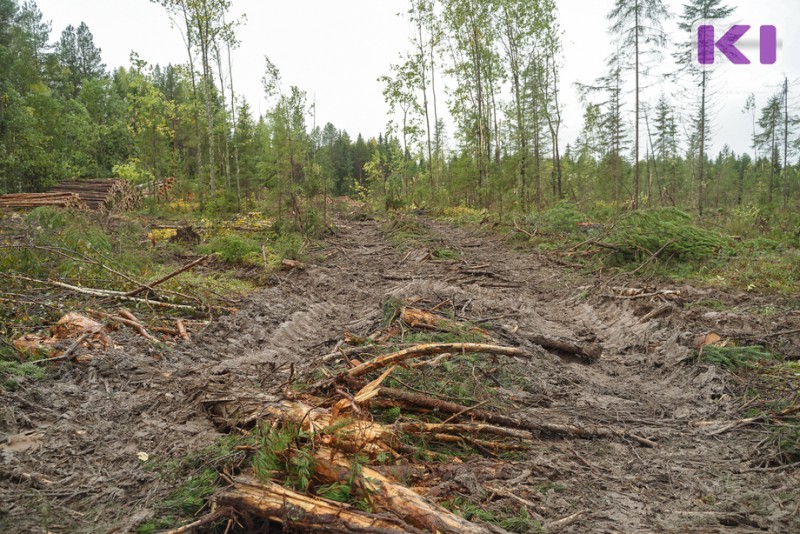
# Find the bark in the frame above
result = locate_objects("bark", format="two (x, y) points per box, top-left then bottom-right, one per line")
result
(217, 476), (418, 534)
(315, 454), (490, 534)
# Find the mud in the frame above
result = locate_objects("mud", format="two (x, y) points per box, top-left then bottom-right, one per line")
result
(2, 213), (798, 533)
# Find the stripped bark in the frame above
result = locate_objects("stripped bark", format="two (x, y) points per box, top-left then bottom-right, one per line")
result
(217, 476), (418, 534)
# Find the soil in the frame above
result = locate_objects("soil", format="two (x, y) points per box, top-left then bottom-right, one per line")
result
(2, 211), (799, 533)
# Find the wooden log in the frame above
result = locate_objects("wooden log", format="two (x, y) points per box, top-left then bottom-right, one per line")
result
(527, 334), (603, 361)
(314, 453), (489, 534)
(216, 476), (419, 534)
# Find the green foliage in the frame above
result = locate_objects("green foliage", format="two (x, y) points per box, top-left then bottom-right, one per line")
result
(608, 208), (726, 261)
(199, 235), (262, 265)
(532, 201), (584, 233)
(433, 247), (461, 260)
(134, 518), (176, 534)
(164, 469), (218, 515)
(700, 345), (775, 370)
(0, 360), (46, 391)
(271, 232), (306, 263)
(443, 498), (541, 533)
(252, 424), (315, 492)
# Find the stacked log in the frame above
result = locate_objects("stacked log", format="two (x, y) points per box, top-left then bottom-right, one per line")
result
(0, 192), (88, 210)
(51, 179), (140, 212)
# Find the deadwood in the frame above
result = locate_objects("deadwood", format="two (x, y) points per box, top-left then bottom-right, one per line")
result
(378, 387), (657, 447)
(345, 343), (529, 379)
(314, 453), (490, 534)
(216, 476), (419, 534)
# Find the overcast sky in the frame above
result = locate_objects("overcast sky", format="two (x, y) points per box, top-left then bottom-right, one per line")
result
(35, 0), (799, 157)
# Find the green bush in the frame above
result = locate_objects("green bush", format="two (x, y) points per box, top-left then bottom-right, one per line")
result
(700, 345), (775, 370)
(272, 233), (305, 262)
(532, 201), (584, 233)
(608, 208), (726, 261)
(199, 235), (262, 265)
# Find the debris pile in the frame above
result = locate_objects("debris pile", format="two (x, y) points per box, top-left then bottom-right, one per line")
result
(190, 301), (654, 533)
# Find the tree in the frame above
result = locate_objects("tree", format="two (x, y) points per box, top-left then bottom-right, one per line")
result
(652, 94), (679, 204)
(56, 22), (105, 96)
(757, 93), (782, 204)
(153, 0), (237, 199)
(607, 0), (669, 209)
(674, 0), (735, 215)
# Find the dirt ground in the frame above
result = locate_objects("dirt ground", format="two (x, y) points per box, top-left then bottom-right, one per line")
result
(2, 211), (799, 533)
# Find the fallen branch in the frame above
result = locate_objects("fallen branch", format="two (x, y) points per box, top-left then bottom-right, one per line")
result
(377, 387), (657, 447)
(526, 333), (603, 361)
(124, 255), (209, 297)
(162, 507), (233, 534)
(87, 309), (159, 343)
(30, 331), (94, 365)
(8, 274), (197, 311)
(176, 319), (190, 341)
(346, 343), (528, 379)
(314, 453), (489, 534)
(545, 510), (588, 533)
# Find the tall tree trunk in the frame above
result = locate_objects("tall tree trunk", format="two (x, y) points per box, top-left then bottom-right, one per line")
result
(698, 69), (707, 216)
(179, 2), (205, 210)
(225, 25), (242, 211)
(214, 40), (232, 197)
(783, 76), (789, 208)
(633, 1), (640, 209)
(415, 4), (434, 199)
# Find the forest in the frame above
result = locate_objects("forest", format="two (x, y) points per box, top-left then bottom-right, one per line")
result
(1, 0), (797, 217)
(1, 0), (799, 533)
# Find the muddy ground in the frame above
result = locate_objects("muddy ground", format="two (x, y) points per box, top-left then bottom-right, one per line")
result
(2, 212), (799, 533)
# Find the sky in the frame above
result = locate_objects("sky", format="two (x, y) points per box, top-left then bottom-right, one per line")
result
(34, 0), (800, 157)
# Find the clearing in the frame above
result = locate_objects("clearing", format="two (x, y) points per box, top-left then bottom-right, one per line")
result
(2, 210), (799, 533)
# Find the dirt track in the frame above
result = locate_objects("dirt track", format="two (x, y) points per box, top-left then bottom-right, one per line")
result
(2, 213), (799, 533)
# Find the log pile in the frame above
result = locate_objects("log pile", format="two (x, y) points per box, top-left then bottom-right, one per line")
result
(51, 179), (140, 211)
(183, 301), (653, 532)
(0, 192), (87, 210)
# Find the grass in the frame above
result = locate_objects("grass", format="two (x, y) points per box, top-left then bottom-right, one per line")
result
(135, 434), (256, 532)
(0, 360), (47, 391)
(199, 234), (262, 265)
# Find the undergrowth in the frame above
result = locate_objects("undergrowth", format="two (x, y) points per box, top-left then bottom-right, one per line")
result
(442, 497), (541, 533)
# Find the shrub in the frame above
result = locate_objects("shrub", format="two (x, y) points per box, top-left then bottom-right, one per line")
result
(533, 201), (584, 233)
(608, 208), (726, 261)
(199, 235), (262, 265)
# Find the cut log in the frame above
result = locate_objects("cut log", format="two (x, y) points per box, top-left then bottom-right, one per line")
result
(216, 476), (418, 534)
(314, 453), (490, 534)
(51, 179), (141, 212)
(0, 192), (87, 210)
